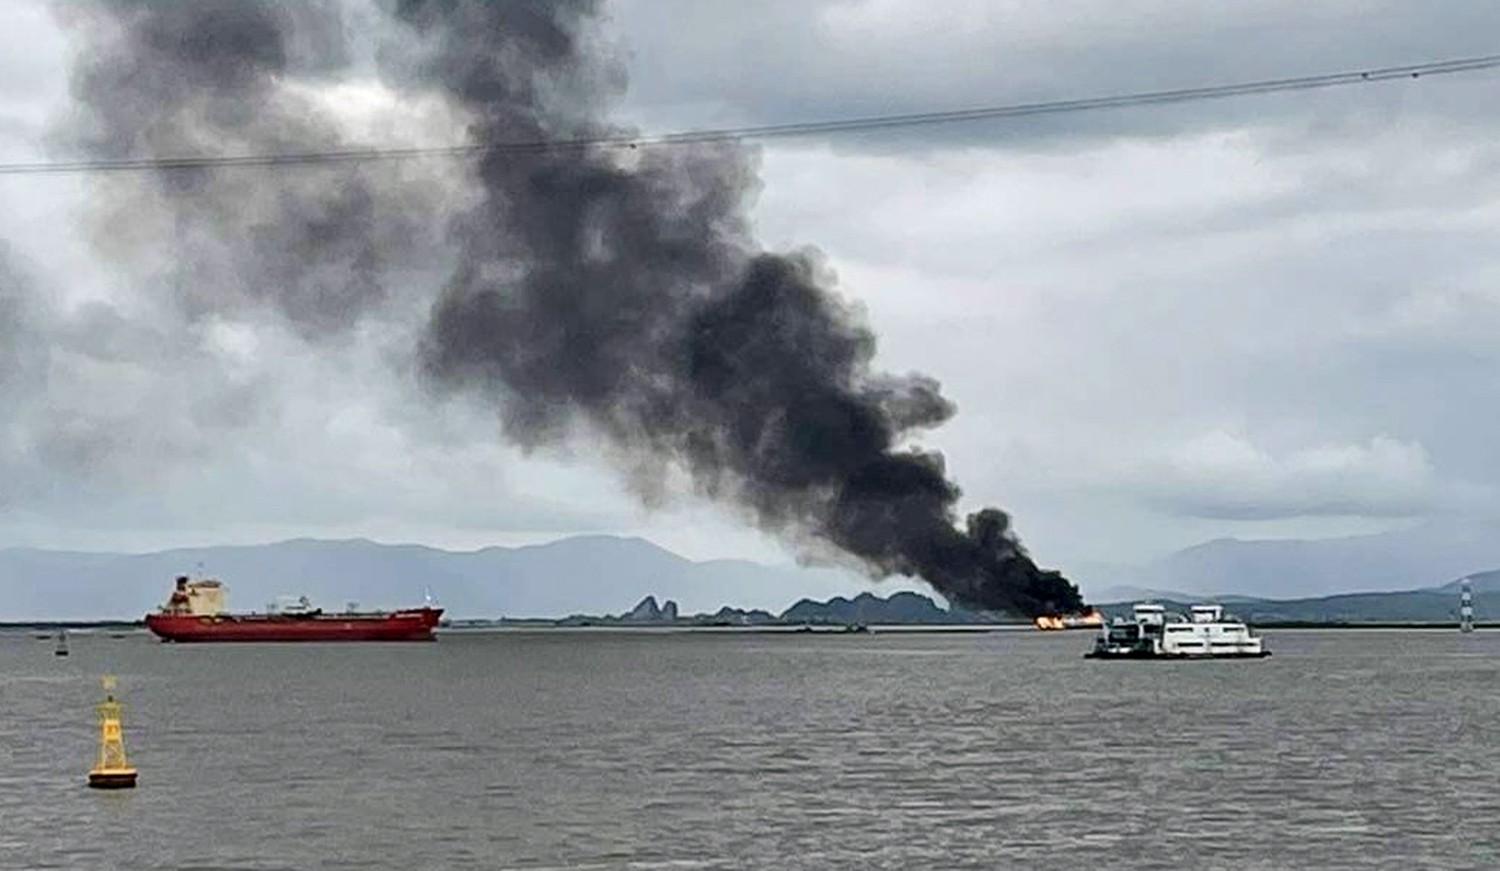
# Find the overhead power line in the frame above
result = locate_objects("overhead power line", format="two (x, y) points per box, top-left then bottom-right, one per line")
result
(3, 53), (1498, 176)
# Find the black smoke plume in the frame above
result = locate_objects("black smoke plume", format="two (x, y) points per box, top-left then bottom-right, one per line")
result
(64, 0), (1081, 616)
(392, 0), (1080, 616)
(65, 0), (437, 332)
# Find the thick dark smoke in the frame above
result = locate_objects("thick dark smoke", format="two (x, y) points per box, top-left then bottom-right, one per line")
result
(392, 0), (1080, 616)
(63, 0), (1081, 616)
(65, 0), (438, 333)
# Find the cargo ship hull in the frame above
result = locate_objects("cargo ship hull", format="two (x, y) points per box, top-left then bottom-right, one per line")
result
(145, 608), (442, 642)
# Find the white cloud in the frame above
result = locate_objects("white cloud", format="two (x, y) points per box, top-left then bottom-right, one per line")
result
(1141, 431), (1438, 519)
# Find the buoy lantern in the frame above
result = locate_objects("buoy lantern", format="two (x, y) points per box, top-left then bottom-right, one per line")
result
(88, 676), (138, 789)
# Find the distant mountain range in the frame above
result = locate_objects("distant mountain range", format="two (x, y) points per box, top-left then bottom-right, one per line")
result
(2, 523), (1497, 623)
(0, 536), (921, 621)
(527, 591), (1002, 628)
(545, 569), (1500, 628)
(1096, 568), (1500, 625)
(1081, 520), (1500, 601)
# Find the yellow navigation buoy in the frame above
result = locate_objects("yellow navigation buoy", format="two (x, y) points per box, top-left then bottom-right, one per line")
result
(87, 676), (138, 789)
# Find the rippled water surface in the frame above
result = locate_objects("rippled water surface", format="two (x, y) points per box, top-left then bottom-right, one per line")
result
(4, 628), (1500, 869)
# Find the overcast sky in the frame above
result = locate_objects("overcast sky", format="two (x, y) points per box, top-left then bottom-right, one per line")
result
(1, 1), (1497, 592)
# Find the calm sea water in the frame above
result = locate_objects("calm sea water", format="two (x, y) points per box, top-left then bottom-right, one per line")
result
(3, 628), (1499, 869)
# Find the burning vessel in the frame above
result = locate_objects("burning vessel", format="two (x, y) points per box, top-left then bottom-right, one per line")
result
(1087, 603), (1269, 659)
(144, 576), (442, 643)
(1033, 608), (1105, 631)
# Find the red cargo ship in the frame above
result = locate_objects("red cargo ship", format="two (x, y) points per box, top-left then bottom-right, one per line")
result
(144, 576), (442, 642)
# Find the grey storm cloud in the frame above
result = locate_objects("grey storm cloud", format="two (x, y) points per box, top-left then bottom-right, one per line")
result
(611, 0), (1500, 153)
(0, 244), (44, 414)
(0, 0), (1496, 576)
(0, 244), (275, 497)
(62, 0), (447, 333)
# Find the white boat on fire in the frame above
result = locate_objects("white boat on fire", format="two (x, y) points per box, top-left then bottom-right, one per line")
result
(1087, 603), (1270, 659)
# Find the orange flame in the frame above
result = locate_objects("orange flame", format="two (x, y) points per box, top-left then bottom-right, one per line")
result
(1032, 608), (1104, 631)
